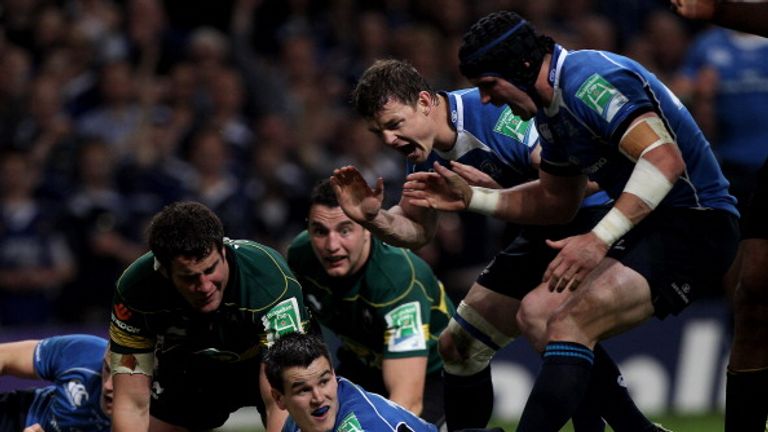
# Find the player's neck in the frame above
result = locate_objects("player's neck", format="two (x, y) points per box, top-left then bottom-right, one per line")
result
(433, 93), (457, 152)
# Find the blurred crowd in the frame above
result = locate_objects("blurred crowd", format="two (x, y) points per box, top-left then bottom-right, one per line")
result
(0, 0), (766, 327)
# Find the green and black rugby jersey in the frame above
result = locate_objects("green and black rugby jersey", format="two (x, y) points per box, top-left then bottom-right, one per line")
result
(287, 232), (455, 375)
(109, 239), (309, 364)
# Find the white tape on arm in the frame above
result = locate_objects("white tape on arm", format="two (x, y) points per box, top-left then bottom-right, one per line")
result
(624, 157), (674, 209)
(467, 187), (500, 216)
(110, 351), (154, 376)
(591, 207), (633, 246)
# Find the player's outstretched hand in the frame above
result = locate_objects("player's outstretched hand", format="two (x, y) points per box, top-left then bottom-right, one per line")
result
(23, 424), (45, 432)
(670, 0), (716, 20)
(403, 162), (473, 211)
(330, 166), (384, 223)
(450, 160), (501, 188)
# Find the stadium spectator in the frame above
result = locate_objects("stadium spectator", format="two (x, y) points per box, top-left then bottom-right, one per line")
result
(401, 10), (738, 431)
(108, 201), (311, 432)
(0, 334), (112, 432)
(287, 178), (455, 425)
(59, 139), (145, 323)
(264, 332), (438, 432)
(672, 1), (768, 430)
(0, 150), (75, 326)
(675, 24), (768, 211)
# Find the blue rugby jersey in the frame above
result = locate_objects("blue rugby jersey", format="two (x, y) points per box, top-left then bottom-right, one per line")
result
(282, 377), (437, 432)
(537, 45), (738, 216)
(408, 87), (610, 208)
(680, 28), (768, 171)
(28, 334), (110, 432)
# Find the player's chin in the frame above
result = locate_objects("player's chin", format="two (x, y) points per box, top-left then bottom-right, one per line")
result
(309, 408), (334, 430)
(196, 295), (223, 313)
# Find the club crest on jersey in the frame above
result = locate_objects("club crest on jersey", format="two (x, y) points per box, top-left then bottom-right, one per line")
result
(66, 380), (89, 407)
(385, 301), (426, 352)
(575, 73), (628, 122)
(493, 107), (531, 143)
(338, 412), (363, 432)
(262, 297), (304, 346)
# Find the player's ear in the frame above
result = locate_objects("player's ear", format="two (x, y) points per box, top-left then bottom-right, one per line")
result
(417, 91), (432, 115)
(153, 257), (169, 278)
(271, 388), (286, 410)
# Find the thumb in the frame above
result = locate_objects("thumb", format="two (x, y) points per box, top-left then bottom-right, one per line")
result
(374, 177), (384, 195)
(545, 238), (565, 250)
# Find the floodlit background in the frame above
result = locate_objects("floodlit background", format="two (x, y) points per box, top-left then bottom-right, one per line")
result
(2, 0), (765, 430)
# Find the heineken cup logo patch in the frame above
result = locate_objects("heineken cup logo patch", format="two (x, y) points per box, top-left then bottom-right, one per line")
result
(575, 73), (628, 122)
(338, 412), (363, 432)
(493, 106), (531, 142)
(385, 301), (426, 352)
(262, 297), (304, 346)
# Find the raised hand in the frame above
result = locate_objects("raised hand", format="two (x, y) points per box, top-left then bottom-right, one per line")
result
(330, 166), (384, 223)
(450, 160), (501, 188)
(403, 162), (473, 211)
(670, 0), (716, 20)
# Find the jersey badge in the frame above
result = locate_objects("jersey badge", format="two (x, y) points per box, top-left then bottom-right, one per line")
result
(338, 412), (364, 432)
(385, 301), (426, 352)
(262, 297), (304, 346)
(493, 107), (531, 143)
(575, 73), (628, 123)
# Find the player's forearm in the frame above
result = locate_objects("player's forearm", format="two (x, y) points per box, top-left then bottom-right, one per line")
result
(112, 403), (149, 432)
(362, 208), (437, 249)
(471, 180), (579, 225)
(112, 369), (152, 432)
(389, 392), (423, 417)
(264, 403), (288, 432)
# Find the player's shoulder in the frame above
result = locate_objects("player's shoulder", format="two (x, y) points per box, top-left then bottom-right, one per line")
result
(337, 378), (436, 432)
(228, 238), (304, 307)
(228, 238), (291, 273)
(36, 334), (107, 375)
(114, 252), (171, 308)
(365, 240), (436, 298)
(40, 334), (107, 350)
(286, 231), (313, 265)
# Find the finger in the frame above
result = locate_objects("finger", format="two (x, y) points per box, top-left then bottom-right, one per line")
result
(374, 177), (384, 195)
(543, 256), (562, 282)
(545, 238), (565, 250)
(403, 180), (427, 191)
(433, 161), (457, 178)
(565, 277), (580, 291)
(404, 196), (432, 209)
(405, 171), (434, 180)
(449, 160), (469, 173)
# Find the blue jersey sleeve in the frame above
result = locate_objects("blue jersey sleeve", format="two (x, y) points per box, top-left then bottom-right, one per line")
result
(560, 51), (654, 144)
(34, 335), (108, 383)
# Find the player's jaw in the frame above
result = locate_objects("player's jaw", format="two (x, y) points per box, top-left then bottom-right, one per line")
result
(320, 253), (351, 277)
(395, 139), (429, 163)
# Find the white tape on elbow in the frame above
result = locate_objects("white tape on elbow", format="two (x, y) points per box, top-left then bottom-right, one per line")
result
(591, 207), (633, 247)
(467, 187), (500, 216)
(623, 157), (674, 209)
(110, 351), (154, 377)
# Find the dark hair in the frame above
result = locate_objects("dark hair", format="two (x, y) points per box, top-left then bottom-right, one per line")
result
(310, 178), (339, 208)
(459, 11), (554, 92)
(263, 332), (333, 393)
(351, 58), (438, 119)
(147, 201), (224, 269)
